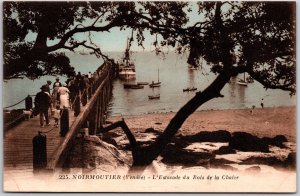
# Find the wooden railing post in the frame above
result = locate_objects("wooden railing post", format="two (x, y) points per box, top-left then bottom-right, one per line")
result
(74, 93), (81, 117)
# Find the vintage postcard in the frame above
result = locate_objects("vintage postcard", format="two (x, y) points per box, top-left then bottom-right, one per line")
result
(3, 1), (296, 192)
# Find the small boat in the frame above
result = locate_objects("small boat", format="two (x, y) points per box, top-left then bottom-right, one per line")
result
(123, 84), (144, 89)
(130, 85), (144, 89)
(183, 87), (197, 92)
(237, 73), (248, 86)
(237, 80), (248, 86)
(137, 82), (149, 85)
(149, 81), (161, 88)
(149, 68), (161, 88)
(124, 83), (134, 89)
(148, 94), (160, 99)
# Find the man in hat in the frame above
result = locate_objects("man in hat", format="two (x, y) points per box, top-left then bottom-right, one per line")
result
(53, 77), (62, 88)
(52, 78), (62, 108)
(45, 80), (52, 94)
(34, 85), (51, 127)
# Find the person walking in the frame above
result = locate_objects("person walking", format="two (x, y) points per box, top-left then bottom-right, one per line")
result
(35, 85), (51, 127)
(44, 80), (52, 95)
(58, 85), (70, 109)
(52, 78), (62, 107)
(53, 78), (62, 88)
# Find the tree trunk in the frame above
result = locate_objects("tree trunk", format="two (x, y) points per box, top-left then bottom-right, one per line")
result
(100, 2), (238, 166)
(132, 68), (234, 165)
(131, 2), (236, 166)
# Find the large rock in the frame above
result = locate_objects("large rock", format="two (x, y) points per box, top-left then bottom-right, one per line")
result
(214, 146), (236, 155)
(170, 135), (190, 148)
(241, 152), (296, 170)
(183, 130), (232, 143)
(284, 152), (296, 169)
(261, 135), (288, 148)
(229, 132), (269, 152)
(241, 156), (283, 167)
(69, 135), (130, 169)
(161, 143), (214, 166)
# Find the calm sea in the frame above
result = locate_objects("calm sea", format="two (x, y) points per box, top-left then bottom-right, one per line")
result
(3, 51), (295, 116)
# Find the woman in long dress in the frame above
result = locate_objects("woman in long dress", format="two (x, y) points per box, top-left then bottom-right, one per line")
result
(58, 86), (70, 109)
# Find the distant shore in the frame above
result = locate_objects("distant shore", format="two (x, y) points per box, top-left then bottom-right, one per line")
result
(107, 106), (296, 142)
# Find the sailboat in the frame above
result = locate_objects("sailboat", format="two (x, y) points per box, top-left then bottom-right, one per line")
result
(148, 94), (160, 99)
(118, 38), (136, 80)
(149, 68), (161, 88)
(237, 73), (248, 86)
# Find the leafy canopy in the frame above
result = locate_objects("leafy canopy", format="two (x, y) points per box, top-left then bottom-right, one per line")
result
(3, 1), (295, 95)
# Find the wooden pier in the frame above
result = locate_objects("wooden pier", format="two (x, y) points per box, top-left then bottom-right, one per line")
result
(4, 61), (116, 173)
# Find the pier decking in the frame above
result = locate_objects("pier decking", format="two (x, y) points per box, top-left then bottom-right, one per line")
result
(4, 111), (76, 171)
(4, 61), (116, 173)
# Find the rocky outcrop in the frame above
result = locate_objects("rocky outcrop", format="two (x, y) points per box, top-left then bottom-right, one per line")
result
(214, 146), (236, 155)
(261, 135), (288, 148)
(69, 135), (130, 170)
(182, 130), (232, 143)
(161, 143), (215, 166)
(229, 132), (269, 152)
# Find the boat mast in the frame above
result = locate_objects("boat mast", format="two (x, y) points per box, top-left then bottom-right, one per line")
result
(124, 38), (130, 65)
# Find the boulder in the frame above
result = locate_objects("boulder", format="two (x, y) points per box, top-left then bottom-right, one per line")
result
(171, 136), (190, 148)
(272, 135), (288, 147)
(241, 156), (283, 166)
(229, 132), (269, 152)
(161, 143), (214, 166)
(284, 152), (296, 169)
(183, 130), (231, 143)
(261, 135), (288, 148)
(69, 135), (129, 169)
(214, 146), (236, 155)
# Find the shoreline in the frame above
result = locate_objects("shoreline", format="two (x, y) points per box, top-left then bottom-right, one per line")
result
(107, 106), (296, 141)
(109, 105), (296, 117)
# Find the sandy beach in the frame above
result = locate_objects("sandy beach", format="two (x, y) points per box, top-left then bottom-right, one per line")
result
(108, 106), (296, 141)
(4, 106), (296, 192)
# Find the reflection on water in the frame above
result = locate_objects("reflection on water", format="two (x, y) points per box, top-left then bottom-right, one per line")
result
(228, 76), (246, 108)
(109, 52), (295, 116)
(3, 52), (295, 115)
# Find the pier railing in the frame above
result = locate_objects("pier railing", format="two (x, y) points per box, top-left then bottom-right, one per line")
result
(46, 61), (116, 170)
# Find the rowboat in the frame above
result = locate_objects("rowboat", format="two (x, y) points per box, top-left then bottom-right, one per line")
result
(148, 94), (160, 99)
(183, 87), (197, 92)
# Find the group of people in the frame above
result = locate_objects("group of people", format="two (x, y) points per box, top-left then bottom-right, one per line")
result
(34, 71), (97, 128)
(34, 78), (70, 127)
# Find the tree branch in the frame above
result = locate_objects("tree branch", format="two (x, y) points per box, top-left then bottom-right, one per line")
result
(62, 41), (86, 51)
(47, 18), (122, 52)
(98, 119), (138, 149)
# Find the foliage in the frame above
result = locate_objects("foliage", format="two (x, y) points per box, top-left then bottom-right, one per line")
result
(4, 1), (295, 95)
(3, 1), (188, 79)
(186, 2), (296, 94)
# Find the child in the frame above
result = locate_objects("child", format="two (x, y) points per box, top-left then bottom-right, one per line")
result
(53, 105), (60, 127)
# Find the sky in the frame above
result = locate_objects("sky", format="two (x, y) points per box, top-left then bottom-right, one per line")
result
(24, 1), (202, 52)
